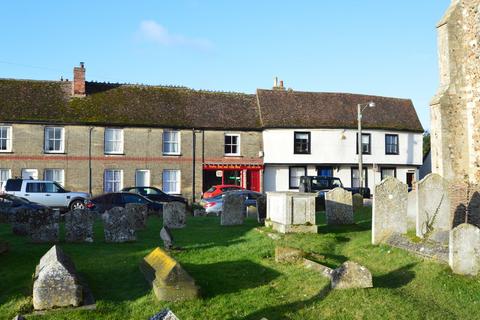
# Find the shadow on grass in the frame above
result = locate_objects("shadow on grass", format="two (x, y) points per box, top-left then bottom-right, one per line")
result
(374, 263), (417, 289)
(186, 260), (281, 298)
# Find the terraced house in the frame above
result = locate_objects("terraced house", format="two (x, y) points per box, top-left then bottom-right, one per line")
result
(0, 64), (423, 201)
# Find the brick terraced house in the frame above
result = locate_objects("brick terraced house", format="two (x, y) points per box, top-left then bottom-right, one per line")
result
(0, 64), (423, 201)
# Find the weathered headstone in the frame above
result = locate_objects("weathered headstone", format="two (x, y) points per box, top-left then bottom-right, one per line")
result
(275, 247), (305, 263)
(449, 223), (480, 276)
(416, 173), (451, 243)
(65, 209), (94, 243)
(102, 207), (136, 243)
(193, 208), (206, 217)
(407, 189), (417, 229)
(331, 261), (373, 290)
(265, 192), (317, 233)
(256, 194), (267, 223)
(126, 203), (149, 230)
(163, 202), (186, 229)
(149, 308), (180, 320)
(29, 209), (59, 243)
(352, 193), (364, 212)
(33, 246), (83, 310)
(160, 226), (173, 250)
(10, 207), (33, 236)
(325, 188), (354, 225)
(372, 177), (408, 245)
(221, 193), (245, 226)
(140, 247), (199, 301)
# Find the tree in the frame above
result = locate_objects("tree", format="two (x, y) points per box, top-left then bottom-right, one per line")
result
(423, 131), (430, 158)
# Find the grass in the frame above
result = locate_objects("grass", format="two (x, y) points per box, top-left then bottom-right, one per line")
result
(1, 208), (480, 319)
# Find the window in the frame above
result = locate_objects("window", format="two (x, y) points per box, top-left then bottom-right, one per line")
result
(294, 131), (311, 154)
(351, 167), (368, 188)
(44, 127), (64, 153)
(224, 134), (240, 156)
(163, 169), (180, 194)
(135, 170), (151, 187)
(104, 128), (124, 154)
(289, 166), (307, 189)
(21, 169), (38, 180)
(45, 182), (63, 193)
(26, 182), (46, 193)
(122, 193), (149, 204)
(163, 130), (180, 155)
(385, 134), (399, 155)
(356, 133), (371, 155)
(44, 169), (65, 186)
(104, 169), (123, 192)
(381, 167), (397, 180)
(0, 126), (12, 152)
(0, 169), (11, 191)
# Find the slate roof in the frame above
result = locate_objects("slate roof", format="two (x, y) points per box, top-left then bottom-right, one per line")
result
(0, 79), (423, 132)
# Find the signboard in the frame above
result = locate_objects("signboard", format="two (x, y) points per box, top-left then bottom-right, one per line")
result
(216, 170), (223, 178)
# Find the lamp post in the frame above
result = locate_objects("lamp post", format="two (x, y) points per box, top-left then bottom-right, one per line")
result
(357, 102), (375, 193)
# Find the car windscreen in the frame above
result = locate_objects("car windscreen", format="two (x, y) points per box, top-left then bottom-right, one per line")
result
(330, 179), (343, 188)
(123, 193), (149, 204)
(310, 178), (329, 190)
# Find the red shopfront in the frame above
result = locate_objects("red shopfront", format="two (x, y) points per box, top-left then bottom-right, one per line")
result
(203, 164), (263, 192)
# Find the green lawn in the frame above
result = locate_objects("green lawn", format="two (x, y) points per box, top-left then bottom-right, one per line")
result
(1, 208), (479, 320)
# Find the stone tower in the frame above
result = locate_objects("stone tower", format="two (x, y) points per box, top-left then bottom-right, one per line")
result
(430, 0), (480, 184)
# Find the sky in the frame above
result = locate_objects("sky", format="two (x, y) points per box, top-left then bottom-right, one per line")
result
(0, 0), (451, 130)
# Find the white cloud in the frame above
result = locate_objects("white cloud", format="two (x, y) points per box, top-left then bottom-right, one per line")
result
(137, 20), (212, 50)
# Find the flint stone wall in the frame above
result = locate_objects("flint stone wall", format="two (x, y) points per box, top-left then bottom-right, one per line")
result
(325, 188), (354, 225)
(65, 209), (94, 243)
(126, 203), (149, 230)
(29, 209), (59, 243)
(372, 177), (408, 244)
(102, 207), (136, 243)
(163, 202), (186, 229)
(221, 193), (245, 226)
(449, 223), (480, 276)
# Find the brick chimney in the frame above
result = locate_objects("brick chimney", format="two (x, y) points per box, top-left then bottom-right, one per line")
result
(73, 62), (86, 97)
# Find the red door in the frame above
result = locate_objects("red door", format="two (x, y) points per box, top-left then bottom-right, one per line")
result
(247, 170), (260, 192)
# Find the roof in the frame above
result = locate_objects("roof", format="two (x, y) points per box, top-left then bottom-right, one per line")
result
(0, 78), (423, 132)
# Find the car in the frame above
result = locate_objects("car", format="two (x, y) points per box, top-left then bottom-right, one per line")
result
(121, 186), (187, 204)
(4, 179), (90, 211)
(200, 190), (264, 216)
(202, 184), (244, 199)
(0, 194), (49, 222)
(85, 192), (163, 214)
(299, 176), (371, 198)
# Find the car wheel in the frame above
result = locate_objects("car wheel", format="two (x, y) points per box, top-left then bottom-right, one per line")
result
(69, 199), (85, 211)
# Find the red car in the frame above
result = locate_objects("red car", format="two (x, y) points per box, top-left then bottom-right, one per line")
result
(203, 184), (244, 199)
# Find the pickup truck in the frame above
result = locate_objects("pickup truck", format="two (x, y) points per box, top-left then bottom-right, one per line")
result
(4, 179), (90, 211)
(299, 176), (371, 199)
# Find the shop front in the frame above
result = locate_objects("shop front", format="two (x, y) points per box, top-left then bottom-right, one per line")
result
(203, 164), (263, 192)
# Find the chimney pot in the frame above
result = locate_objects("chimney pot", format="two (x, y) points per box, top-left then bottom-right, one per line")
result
(80, 62), (85, 68)
(280, 80), (284, 88)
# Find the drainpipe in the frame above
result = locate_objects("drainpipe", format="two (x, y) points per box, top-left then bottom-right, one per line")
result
(88, 127), (94, 195)
(192, 129), (196, 204)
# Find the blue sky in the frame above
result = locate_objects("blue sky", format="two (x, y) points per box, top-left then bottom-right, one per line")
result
(0, 1), (450, 130)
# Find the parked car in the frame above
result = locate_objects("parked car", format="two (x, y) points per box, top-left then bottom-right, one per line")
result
(85, 192), (163, 214)
(202, 184), (244, 199)
(4, 179), (90, 211)
(299, 176), (371, 198)
(121, 186), (187, 204)
(0, 194), (49, 221)
(200, 190), (264, 216)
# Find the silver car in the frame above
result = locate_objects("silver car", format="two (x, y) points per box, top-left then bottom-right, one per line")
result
(200, 190), (264, 216)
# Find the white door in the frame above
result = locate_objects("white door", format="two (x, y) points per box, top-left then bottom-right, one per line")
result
(135, 170), (150, 187)
(22, 169), (38, 180)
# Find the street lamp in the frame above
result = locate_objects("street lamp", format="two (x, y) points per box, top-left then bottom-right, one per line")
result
(357, 102), (375, 193)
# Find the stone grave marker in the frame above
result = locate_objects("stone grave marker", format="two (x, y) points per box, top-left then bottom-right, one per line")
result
(221, 193), (245, 226)
(449, 223), (480, 276)
(372, 177), (408, 245)
(256, 194), (267, 223)
(140, 247), (199, 301)
(275, 246), (305, 263)
(149, 308), (180, 320)
(352, 193), (363, 212)
(29, 209), (59, 243)
(160, 226), (173, 250)
(102, 207), (136, 243)
(10, 207), (33, 236)
(325, 188), (354, 225)
(65, 209), (94, 243)
(126, 203), (149, 230)
(331, 261), (373, 290)
(407, 188), (417, 230)
(163, 202), (186, 229)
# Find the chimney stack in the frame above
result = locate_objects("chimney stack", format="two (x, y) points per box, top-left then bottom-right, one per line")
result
(273, 77), (286, 91)
(73, 62), (86, 97)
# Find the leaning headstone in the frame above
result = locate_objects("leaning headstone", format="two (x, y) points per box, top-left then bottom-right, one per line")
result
(33, 245), (83, 310)
(11, 207), (33, 236)
(102, 207), (136, 243)
(352, 193), (363, 212)
(256, 194), (267, 223)
(160, 226), (173, 250)
(140, 247), (199, 301)
(331, 261), (373, 290)
(149, 308), (180, 320)
(65, 209), (94, 243)
(325, 188), (354, 225)
(126, 203), (149, 230)
(163, 202), (186, 229)
(221, 193), (245, 226)
(29, 209), (59, 243)
(372, 177), (408, 245)
(449, 223), (480, 276)
(416, 173), (451, 243)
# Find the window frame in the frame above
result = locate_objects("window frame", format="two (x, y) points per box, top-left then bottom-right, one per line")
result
(380, 167), (397, 180)
(288, 166), (307, 190)
(356, 133), (372, 155)
(351, 166), (368, 188)
(44, 168), (65, 186)
(104, 169), (123, 193)
(162, 130), (181, 155)
(224, 133), (241, 156)
(385, 134), (399, 155)
(293, 131), (311, 154)
(135, 169), (151, 187)
(0, 168), (11, 191)
(44, 126), (65, 154)
(163, 169), (181, 194)
(0, 126), (12, 152)
(104, 128), (124, 155)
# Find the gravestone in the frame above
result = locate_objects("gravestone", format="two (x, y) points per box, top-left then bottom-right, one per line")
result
(352, 193), (363, 212)
(275, 247), (305, 263)
(193, 208), (206, 217)
(372, 177), (408, 245)
(331, 261), (373, 290)
(28, 209), (59, 243)
(33, 246), (83, 310)
(126, 203), (149, 230)
(11, 207), (33, 236)
(416, 173), (451, 243)
(449, 223), (480, 276)
(407, 189), (417, 230)
(140, 247), (199, 301)
(149, 308), (180, 320)
(265, 192), (317, 233)
(256, 194), (267, 223)
(163, 202), (186, 229)
(160, 226), (173, 250)
(325, 188), (354, 225)
(65, 209), (94, 243)
(221, 193), (245, 226)
(102, 207), (136, 243)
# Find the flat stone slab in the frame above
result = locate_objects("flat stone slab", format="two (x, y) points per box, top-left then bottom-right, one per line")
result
(303, 258), (334, 280)
(386, 233), (449, 263)
(275, 247), (305, 263)
(140, 247), (199, 301)
(65, 209), (94, 243)
(331, 261), (373, 290)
